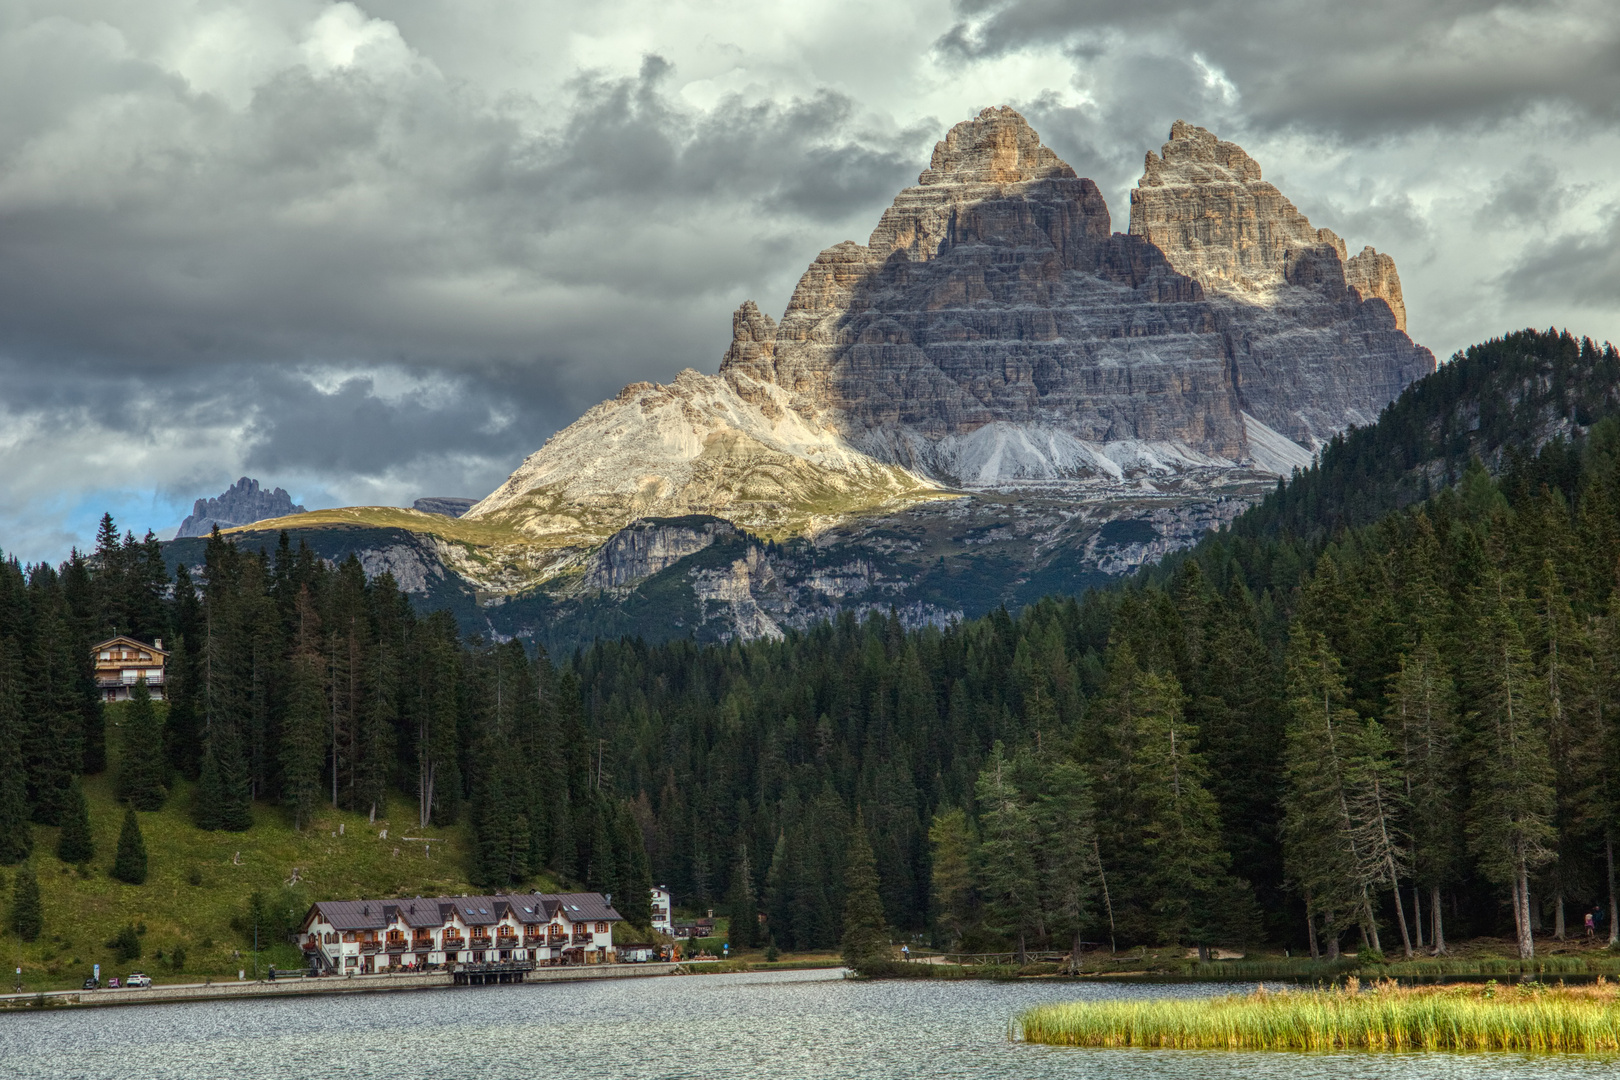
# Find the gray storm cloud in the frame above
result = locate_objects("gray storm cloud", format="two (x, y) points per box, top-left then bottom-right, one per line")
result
(1, 0), (1617, 562)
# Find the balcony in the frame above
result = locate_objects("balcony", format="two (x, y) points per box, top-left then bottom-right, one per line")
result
(495, 936), (519, 949)
(442, 938), (466, 951)
(360, 942), (381, 955)
(386, 941), (408, 954)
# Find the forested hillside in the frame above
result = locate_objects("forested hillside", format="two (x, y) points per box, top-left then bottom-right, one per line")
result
(570, 329), (1620, 959)
(0, 524), (655, 937)
(5, 328), (1620, 968)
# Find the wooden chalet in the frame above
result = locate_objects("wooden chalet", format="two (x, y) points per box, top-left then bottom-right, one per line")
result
(92, 636), (168, 702)
(299, 892), (623, 974)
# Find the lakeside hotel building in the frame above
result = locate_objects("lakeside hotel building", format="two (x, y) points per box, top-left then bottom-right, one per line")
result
(301, 892), (622, 974)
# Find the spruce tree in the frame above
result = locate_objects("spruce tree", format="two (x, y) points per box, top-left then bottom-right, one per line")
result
(112, 807), (148, 884)
(840, 809), (889, 971)
(117, 679), (167, 810)
(10, 862), (42, 941)
(56, 778), (94, 865)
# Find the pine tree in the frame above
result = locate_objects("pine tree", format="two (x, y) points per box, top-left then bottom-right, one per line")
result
(1281, 630), (1371, 957)
(613, 805), (654, 928)
(193, 724), (253, 832)
(163, 631), (201, 781)
(927, 807), (976, 948)
(1033, 756), (1098, 968)
(56, 778), (94, 864)
(1125, 668), (1255, 956)
(974, 743), (1038, 960)
(280, 588), (326, 830)
(728, 843), (758, 949)
(111, 807), (148, 884)
(10, 862), (42, 941)
(0, 643), (33, 864)
(25, 574), (85, 824)
(840, 809), (889, 970)
(1466, 585), (1556, 959)
(1387, 638), (1460, 953)
(117, 679), (167, 810)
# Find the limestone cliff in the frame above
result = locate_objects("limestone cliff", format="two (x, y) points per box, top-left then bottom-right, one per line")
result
(259, 107), (1438, 638)
(717, 108), (1433, 481)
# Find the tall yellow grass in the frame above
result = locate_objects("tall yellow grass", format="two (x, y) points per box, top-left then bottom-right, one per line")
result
(1020, 978), (1620, 1053)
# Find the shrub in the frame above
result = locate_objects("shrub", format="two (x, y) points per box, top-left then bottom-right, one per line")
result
(107, 924), (142, 963)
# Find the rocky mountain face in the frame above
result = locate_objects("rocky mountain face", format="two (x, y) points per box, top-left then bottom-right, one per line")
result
(198, 109), (1435, 646)
(712, 109), (1431, 483)
(176, 477), (304, 538)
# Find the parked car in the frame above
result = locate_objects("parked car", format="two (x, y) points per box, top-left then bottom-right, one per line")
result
(125, 973), (152, 988)
(82, 977), (99, 990)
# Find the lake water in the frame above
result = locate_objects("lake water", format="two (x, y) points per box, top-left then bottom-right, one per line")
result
(1, 968), (1612, 1079)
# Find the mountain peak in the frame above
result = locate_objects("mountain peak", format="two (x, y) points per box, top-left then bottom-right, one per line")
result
(917, 105), (1075, 186)
(177, 477), (304, 538)
(1140, 120), (1264, 187)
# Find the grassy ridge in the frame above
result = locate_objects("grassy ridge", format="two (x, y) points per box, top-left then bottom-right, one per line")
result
(1021, 980), (1620, 1052)
(0, 724), (515, 993)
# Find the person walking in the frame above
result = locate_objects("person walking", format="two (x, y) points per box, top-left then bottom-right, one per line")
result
(1586, 909), (1598, 938)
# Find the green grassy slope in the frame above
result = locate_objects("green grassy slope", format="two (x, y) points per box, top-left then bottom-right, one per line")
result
(1, 715), (558, 993)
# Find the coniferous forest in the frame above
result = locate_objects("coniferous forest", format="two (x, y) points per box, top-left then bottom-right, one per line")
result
(3, 328), (1619, 963)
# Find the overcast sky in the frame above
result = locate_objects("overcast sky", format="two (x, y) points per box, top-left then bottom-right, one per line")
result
(3, 0), (1617, 563)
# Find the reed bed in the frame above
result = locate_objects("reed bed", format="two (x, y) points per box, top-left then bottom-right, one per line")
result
(1020, 978), (1620, 1053)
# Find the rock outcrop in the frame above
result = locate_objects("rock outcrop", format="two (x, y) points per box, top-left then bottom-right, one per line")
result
(177, 478), (304, 538)
(412, 497), (477, 519)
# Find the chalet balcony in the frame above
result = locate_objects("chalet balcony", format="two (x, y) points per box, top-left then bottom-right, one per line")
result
(442, 937), (466, 951)
(469, 939), (493, 952)
(360, 942), (381, 955)
(495, 935), (519, 949)
(386, 942), (408, 954)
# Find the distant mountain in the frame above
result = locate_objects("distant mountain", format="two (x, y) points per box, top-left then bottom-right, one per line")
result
(171, 108), (1437, 645)
(177, 478), (304, 538)
(412, 497), (477, 519)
